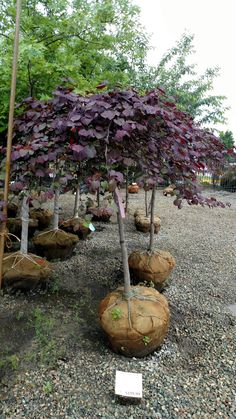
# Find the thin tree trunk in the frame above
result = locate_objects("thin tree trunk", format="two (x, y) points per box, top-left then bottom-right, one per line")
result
(117, 207), (131, 299)
(125, 169), (129, 213)
(20, 194), (29, 255)
(148, 187), (156, 252)
(145, 190), (148, 217)
(73, 185), (80, 218)
(97, 188), (100, 207)
(53, 188), (60, 230)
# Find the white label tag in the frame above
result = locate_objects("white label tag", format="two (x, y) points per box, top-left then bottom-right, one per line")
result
(115, 370), (142, 398)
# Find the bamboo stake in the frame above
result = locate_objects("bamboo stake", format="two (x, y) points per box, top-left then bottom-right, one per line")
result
(0, 0), (22, 289)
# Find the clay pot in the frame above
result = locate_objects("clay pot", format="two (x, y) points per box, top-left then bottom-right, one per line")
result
(7, 218), (38, 239)
(135, 215), (161, 234)
(2, 252), (51, 291)
(99, 286), (170, 357)
(60, 218), (91, 240)
(29, 208), (53, 230)
(33, 229), (79, 260)
(128, 184), (139, 194)
(128, 250), (176, 290)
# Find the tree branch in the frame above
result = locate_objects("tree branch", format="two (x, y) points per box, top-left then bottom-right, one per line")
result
(0, 32), (12, 40)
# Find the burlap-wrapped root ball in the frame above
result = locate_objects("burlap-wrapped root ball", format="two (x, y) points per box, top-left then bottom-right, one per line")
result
(133, 208), (145, 218)
(2, 252), (51, 291)
(60, 217), (91, 240)
(135, 215), (161, 234)
(29, 208), (53, 230)
(99, 286), (170, 357)
(163, 185), (175, 196)
(128, 250), (176, 290)
(33, 229), (78, 260)
(7, 218), (38, 239)
(128, 184), (139, 194)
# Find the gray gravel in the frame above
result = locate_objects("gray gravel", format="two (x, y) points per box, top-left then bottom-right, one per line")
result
(0, 188), (236, 418)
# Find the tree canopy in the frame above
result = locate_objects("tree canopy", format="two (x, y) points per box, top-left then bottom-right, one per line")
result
(0, 85), (229, 223)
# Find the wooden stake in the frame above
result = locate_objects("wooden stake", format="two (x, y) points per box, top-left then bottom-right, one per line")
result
(0, 0), (22, 288)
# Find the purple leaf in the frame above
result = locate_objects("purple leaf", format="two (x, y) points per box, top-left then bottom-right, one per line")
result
(101, 110), (117, 120)
(35, 169), (45, 177)
(70, 144), (84, 153)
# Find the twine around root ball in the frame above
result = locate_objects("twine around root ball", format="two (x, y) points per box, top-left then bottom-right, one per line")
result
(0, 231), (20, 249)
(105, 287), (167, 330)
(3, 251), (51, 272)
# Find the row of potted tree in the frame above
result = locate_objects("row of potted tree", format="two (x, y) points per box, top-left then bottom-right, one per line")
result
(0, 85), (229, 357)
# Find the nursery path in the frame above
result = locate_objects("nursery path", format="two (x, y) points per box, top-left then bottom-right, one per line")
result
(0, 188), (236, 418)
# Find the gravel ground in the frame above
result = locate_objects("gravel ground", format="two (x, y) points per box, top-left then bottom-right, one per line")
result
(0, 188), (236, 418)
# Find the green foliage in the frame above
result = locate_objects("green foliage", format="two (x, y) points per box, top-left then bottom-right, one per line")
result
(0, 0), (149, 133)
(28, 307), (65, 365)
(111, 307), (122, 320)
(136, 33), (228, 126)
(142, 335), (151, 346)
(220, 167), (236, 192)
(0, 354), (19, 371)
(219, 130), (234, 149)
(30, 307), (54, 346)
(43, 380), (54, 395)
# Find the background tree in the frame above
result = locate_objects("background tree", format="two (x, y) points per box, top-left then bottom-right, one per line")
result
(136, 33), (228, 127)
(219, 130), (234, 150)
(0, 0), (149, 134)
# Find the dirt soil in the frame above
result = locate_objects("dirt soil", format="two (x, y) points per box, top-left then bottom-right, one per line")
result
(0, 188), (235, 418)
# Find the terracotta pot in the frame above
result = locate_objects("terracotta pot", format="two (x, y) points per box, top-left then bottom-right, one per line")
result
(29, 208), (53, 230)
(128, 184), (139, 194)
(60, 218), (91, 240)
(2, 252), (51, 291)
(33, 229), (79, 260)
(99, 286), (170, 357)
(135, 215), (161, 234)
(128, 250), (176, 290)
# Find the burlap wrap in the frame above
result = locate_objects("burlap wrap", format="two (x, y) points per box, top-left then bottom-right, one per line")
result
(135, 215), (161, 233)
(60, 217), (91, 240)
(33, 229), (78, 260)
(128, 250), (176, 288)
(99, 286), (170, 357)
(128, 184), (139, 194)
(2, 252), (51, 291)
(29, 208), (53, 229)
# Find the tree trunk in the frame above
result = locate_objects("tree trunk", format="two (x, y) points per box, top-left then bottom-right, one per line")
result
(125, 169), (129, 213)
(148, 187), (156, 252)
(97, 188), (100, 207)
(117, 206), (131, 299)
(73, 185), (80, 218)
(145, 190), (148, 217)
(20, 194), (29, 255)
(53, 188), (60, 230)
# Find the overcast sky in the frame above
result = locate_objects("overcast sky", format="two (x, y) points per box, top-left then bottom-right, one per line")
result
(134, 0), (236, 141)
